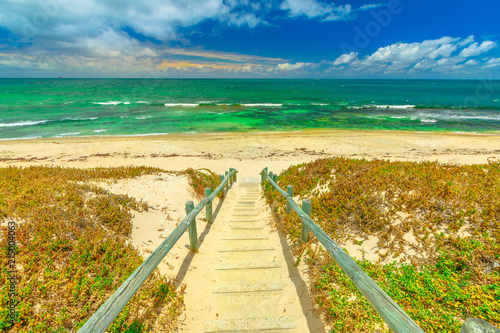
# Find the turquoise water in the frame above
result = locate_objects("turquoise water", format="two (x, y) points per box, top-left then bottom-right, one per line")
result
(0, 79), (499, 140)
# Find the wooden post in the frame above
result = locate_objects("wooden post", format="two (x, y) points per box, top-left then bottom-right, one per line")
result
(225, 171), (229, 188)
(232, 168), (237, 182)
(261, 170), (266, 182)
(219, 175), (224, 198)
(269, 171), (273, 182)
(230, 168), (235, 184)
(205, 188), (213, 223)
(301, 199), (311, 242)
(273, 174), (277, 183)
(286, 185), (293, 214)
(186, 201), (198, 252)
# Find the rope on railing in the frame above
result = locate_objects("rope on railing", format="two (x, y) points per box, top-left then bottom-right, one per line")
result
(78, 168), (237, 333)
(261, 167), (424, 333)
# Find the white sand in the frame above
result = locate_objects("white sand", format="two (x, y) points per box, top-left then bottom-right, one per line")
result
(1, 130), (499, 178)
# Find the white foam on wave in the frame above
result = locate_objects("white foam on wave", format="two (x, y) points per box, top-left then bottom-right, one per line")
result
(164, 103), (198, 107)
(135, 116), (152, 120)
(137, 101), (150, 104)
(457, 115), (500, 121)
(124, 102), (131, 105)
(349, 104), (416, 109)
(63, 117), (98, 121)
(93, 101), (122, 105)
(0, 120), (48, 127)
(242, 103), (283, 107)
(94, 129), (107, 133)
(0, 136), (42, 141)
(310, 103), (330, 106)
(420, 118), (438, 123)
(57, 132), (81, 137)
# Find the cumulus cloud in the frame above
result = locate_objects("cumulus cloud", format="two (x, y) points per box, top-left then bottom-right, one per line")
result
(277, 62), (306, 71)
(484, 57), (500, 69)
(459, 41), (497, 58)
(330, 36), (499, 76)
(0, 0), (286, 75)
(0, 0), (231, 43)
(0, 0), (498, 78)
(333, 52), (358, 65)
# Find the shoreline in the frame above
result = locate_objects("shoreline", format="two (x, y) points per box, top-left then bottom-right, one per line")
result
(1, 129), (500, 177)
(2, 127), (500, 144)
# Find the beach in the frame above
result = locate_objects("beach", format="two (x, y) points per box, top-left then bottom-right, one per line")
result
(1, 0), (498, 328)
(2, 129), (500, 331)
(1, 130), (500, 174)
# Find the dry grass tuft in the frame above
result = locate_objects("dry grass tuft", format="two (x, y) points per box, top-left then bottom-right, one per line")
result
(185, 168), (222, 199)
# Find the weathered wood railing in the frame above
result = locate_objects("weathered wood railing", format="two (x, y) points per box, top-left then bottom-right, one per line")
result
(78, 168), (237, 333)
(261, 167), (424, 333)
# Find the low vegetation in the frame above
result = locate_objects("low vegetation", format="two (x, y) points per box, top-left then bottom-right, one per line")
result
(263, 157), (500, 332)
(185, 168), (224, 199)
(0, 166), (185, 332)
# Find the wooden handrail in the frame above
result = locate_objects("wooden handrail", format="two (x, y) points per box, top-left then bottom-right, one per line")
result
(261, 168), (424, 333)
(78, 168), (237, 333)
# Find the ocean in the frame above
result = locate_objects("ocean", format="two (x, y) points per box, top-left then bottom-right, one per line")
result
(0, 79), (499, 140)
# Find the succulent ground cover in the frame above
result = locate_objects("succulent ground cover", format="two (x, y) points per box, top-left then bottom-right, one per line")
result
(0, 165), (219, 332)
(263, 157), (500, 332)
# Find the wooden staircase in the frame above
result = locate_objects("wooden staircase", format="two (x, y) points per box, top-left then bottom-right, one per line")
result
(203, 177), (307, 332)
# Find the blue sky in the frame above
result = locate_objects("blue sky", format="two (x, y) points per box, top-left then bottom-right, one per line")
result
(0, 0), (499, 78)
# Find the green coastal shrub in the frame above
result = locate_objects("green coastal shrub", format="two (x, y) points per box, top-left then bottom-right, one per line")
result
(0, 166), (184, 332)
(263, 157), (500, 332)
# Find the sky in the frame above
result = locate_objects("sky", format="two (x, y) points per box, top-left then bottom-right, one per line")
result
(0, 0), (499, 78)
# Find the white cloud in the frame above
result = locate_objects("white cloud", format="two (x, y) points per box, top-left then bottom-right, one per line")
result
(279, 1), (386, 21)
(427, 43), (457, 59)
(0, 0), (278, 75)
(363, 37), (459, 64)
(280, 0), (353, 21)
(0, 0), (232, 43)
(333, 52), (358, 65)
(484, 58), (500, 69)
(459, 41), (497, 58)
(330, 36), (500, 76)
(277, 62), (306, 71)
(323, 4), (352, 21)
(457, 35), (475, 47)
(358, 3), (384, 11)
(226, 13), (262, 28)
(280, 0), (331, 18)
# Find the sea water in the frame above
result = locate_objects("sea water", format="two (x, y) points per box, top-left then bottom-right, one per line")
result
(0, 79), (499, 140)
